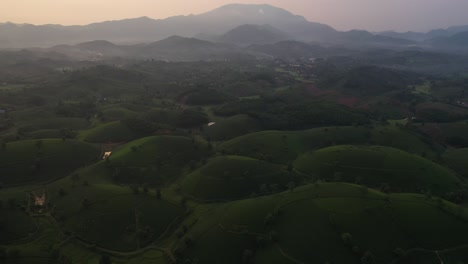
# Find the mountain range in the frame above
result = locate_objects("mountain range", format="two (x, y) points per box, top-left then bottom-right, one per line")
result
(0, 4), (335, 48)
(1, 3), (468, 52)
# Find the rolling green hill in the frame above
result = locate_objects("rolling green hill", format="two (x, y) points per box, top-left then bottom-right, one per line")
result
(100, 107), (138, 122)
(0, 139), (100, 185)
(443, 148), (468, 178)
(105, 136), (211, 185)
(219, 127), (370, 164)
(203, 114), (261, 141)
(219, 126), (439, 164)
(181, 156), (301, 200)
(80, 121), (138, 143)
(49, 184), (184, 251)
(181, 183), (468, 264)
(294, 145), (461, 195)
(0, 208), (37, 244)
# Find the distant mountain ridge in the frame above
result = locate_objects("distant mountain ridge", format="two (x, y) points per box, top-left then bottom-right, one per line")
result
(0, 4), (336, 48)
(220, 24), (290, 46)
(379, 25), (468, 41)
(42, 36), (251, 61)
(1, 3), (467, 51)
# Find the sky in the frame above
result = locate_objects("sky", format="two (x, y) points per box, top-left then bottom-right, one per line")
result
(2, 0), (468, 32)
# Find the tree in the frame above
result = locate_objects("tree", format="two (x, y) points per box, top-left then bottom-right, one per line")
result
(130, 185), (140, 194)
(264, 213), (274, 226)
(82, 198), (90, 209)
(7, 248), (20, 258)
(242, 249), (253, 263)
(393, 248), (405, 257)
(35, 140), (43, 150)
(269, 184), (279, 193)
(268, 230), (278, 242)
(180, 197), (187, 207)
(71, 173), (80, 186)
(361, 251), (375, 264)
(0, 247), (6, 259)
(184, 236), (194, 248)
(7, 198), (16, 210)
(58, 188), (67, 197)
(256, 236), (267, 248)
(156, 189), (162, 200)
(99, 254), (112, 264)
(341, 233), (353, 246)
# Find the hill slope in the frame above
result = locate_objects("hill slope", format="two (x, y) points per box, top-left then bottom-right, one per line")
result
(220, 24), (290, 45)
(294, 145), (461, 195)
(182, 183), (468, 264)
(181, 156), (301, 200)
(0, 139), (100, 185)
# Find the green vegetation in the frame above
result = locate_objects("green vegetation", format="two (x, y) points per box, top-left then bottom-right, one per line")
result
(179, 88), (233, 105)
(220, 127), (370, 164)
(294, 145), (461, 196)
(418, 121), (468, 147)
(416, 102), (468, 122)
(320, 66), (421, 96)
(182, 156), (301, 200)
(100, 106), (138, 122)
(50, 183), (184, 251)
(0, 139), (100, 185)
(220, 125), (440, 164)
(203, 114), (261, 141)
(182, 183), (468, 264)
(0, 208), (37, 244)
(80, 121), (138, 143)
(443, 148), (468, 177)
(412, 81), (431, 95)
(2, 52), (468, 264)
(106, 136), (211, 185)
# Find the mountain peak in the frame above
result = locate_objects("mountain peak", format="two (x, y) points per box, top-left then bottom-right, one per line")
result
(207, 3), (307, 21)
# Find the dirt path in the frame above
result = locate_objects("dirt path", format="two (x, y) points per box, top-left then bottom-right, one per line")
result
(435, 251), (445, 264)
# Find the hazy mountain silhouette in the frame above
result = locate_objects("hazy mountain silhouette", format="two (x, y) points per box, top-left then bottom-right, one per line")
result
(430, 30), (468, 49)
(338, 30), (415, 46)
(379, 25), (468, 41)
(45, 36), (250, 61)
(220, 24), (290, 46)
(248, 40), (328, 59)
(1, 3), (459, 51)
(0, 4), (336, 48)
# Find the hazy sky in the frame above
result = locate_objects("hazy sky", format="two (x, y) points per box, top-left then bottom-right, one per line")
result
(2, 0), (468, 32)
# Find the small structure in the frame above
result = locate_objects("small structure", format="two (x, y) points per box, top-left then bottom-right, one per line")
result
(103, 151), (112, 159)
(29, 190), (47, 214)
(208, 122), (216, 127)
(34, 193), (46, 207)
(101, 142), (124, 158)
